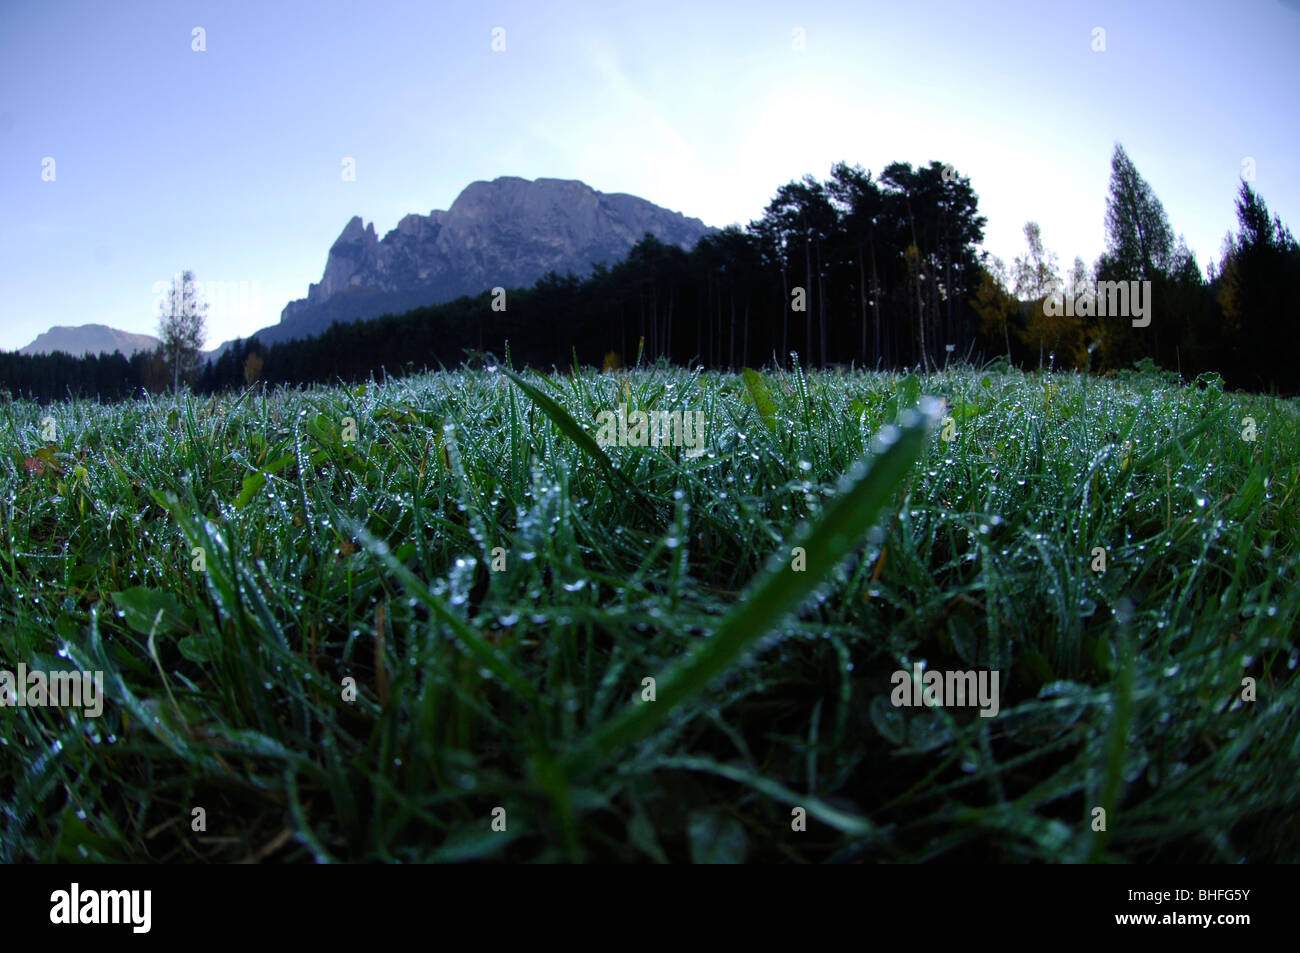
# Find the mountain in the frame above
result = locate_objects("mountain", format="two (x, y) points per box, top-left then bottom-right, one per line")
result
(253, 176), (712, 346)
(19, 324), (158, 358)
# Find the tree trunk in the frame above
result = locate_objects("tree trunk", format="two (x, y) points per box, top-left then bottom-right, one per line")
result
(742, 300), (750, 368)
(816, 239), (826, 366)
(869, 238), (882, 366)
(858, 244), (867, 360)
(780, 263), (789, 366)
(729, 295), (736, 369)
(804, 230), (813, 364)
(665, 285), (674, 363)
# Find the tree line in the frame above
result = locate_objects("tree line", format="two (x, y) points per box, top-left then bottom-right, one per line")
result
(974, 144), (1300, 393)
(4, 147), (1297, 403)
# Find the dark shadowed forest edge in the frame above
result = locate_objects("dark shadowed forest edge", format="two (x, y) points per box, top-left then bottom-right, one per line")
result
(4, 146), (1299, 402)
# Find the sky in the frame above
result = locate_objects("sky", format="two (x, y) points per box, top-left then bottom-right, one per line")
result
(2, 0), (1297, 352)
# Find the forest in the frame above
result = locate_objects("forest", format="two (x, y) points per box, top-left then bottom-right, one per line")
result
(4, 145), (1297, 402)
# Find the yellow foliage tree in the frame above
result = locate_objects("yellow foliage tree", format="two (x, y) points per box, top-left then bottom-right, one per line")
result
(1020, 300), (1087, 370)
(970, 262), (1018, 360)
(243, 351), (264, 385)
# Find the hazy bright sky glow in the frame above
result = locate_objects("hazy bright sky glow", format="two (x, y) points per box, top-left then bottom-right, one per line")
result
(2, 0), (1297, 352)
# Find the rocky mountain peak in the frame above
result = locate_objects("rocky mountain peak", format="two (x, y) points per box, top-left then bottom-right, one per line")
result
(263, 176), (711, 345)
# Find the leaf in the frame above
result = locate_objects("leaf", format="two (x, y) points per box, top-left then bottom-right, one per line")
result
(348, 526), (540, 707)
(869, 695), (907, 744)
(1228, 467), (1266, 521)
(304, 413), (348, 448)
(948, 616), (978, 664)
(687, 810), (749, 864)
(55, 809), (119, 863)
(503, 370), (637, 494)
(561, 399), (940, 780)
(178, 634), (216, 663)
(627, 810), (669, 863)
(885, 374), (921, 425)
(234, 452), (294, 508)
(1020, 643), (1056, 687)
(25, 445), (63, 476)
(656, 754), (883, 838)
(741, 368), (778, 434)
(110, 587), (188, 636)
(1129, 410), (1226, 472)
(235, 473), (267, 508)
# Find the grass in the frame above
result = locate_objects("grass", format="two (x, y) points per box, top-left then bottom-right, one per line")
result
(1, 357), (1298, 863)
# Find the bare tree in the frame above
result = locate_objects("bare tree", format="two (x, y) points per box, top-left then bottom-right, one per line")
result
(157, 270), (208, 392)
(1013, 222), (1062, 302)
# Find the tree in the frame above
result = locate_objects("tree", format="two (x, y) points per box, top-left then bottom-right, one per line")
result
(1013, 222), (1061, 302)
(1009, 223), (1065, 367)
(1216, 181), (1300, 390)
(243, 351), (264, 386)
(1092, 145), (1182, 370)
(827, 162), (886, 363)
(971, 256), (1019, 361)
(1101, 143), (1175, 280)
(764, 177), (837, 365)
(157, 270), (208, 392)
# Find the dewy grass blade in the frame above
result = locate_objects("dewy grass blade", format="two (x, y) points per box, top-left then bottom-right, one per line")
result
(1129, 409), (1226, 472)
(348, 525), (541, 708)
(504, 368), (658, 522)
(503, 369), (631, 491)
(560, 399), (942, 780)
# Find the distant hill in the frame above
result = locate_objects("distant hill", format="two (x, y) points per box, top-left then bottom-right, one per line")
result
(19, 324), (158, 358)
(243, 176), (713, 347)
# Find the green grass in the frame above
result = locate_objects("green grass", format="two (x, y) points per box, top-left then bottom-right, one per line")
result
(2, 358), (1298, 863)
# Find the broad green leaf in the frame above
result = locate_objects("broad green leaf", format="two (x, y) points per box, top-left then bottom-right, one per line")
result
(741, 368), (778, 434)
(234, 472), (266, 509)
(110, 587), (188, 636)
(178, 633), (216, 663)
(234, 452), (294, 508)
(885, 373), (920, 425)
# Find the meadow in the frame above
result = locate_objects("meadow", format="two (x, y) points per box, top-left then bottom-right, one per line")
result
(2, 357), (1297, 863)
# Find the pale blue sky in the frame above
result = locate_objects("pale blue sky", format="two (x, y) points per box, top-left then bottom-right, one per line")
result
(2, 0), (1297, 351)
